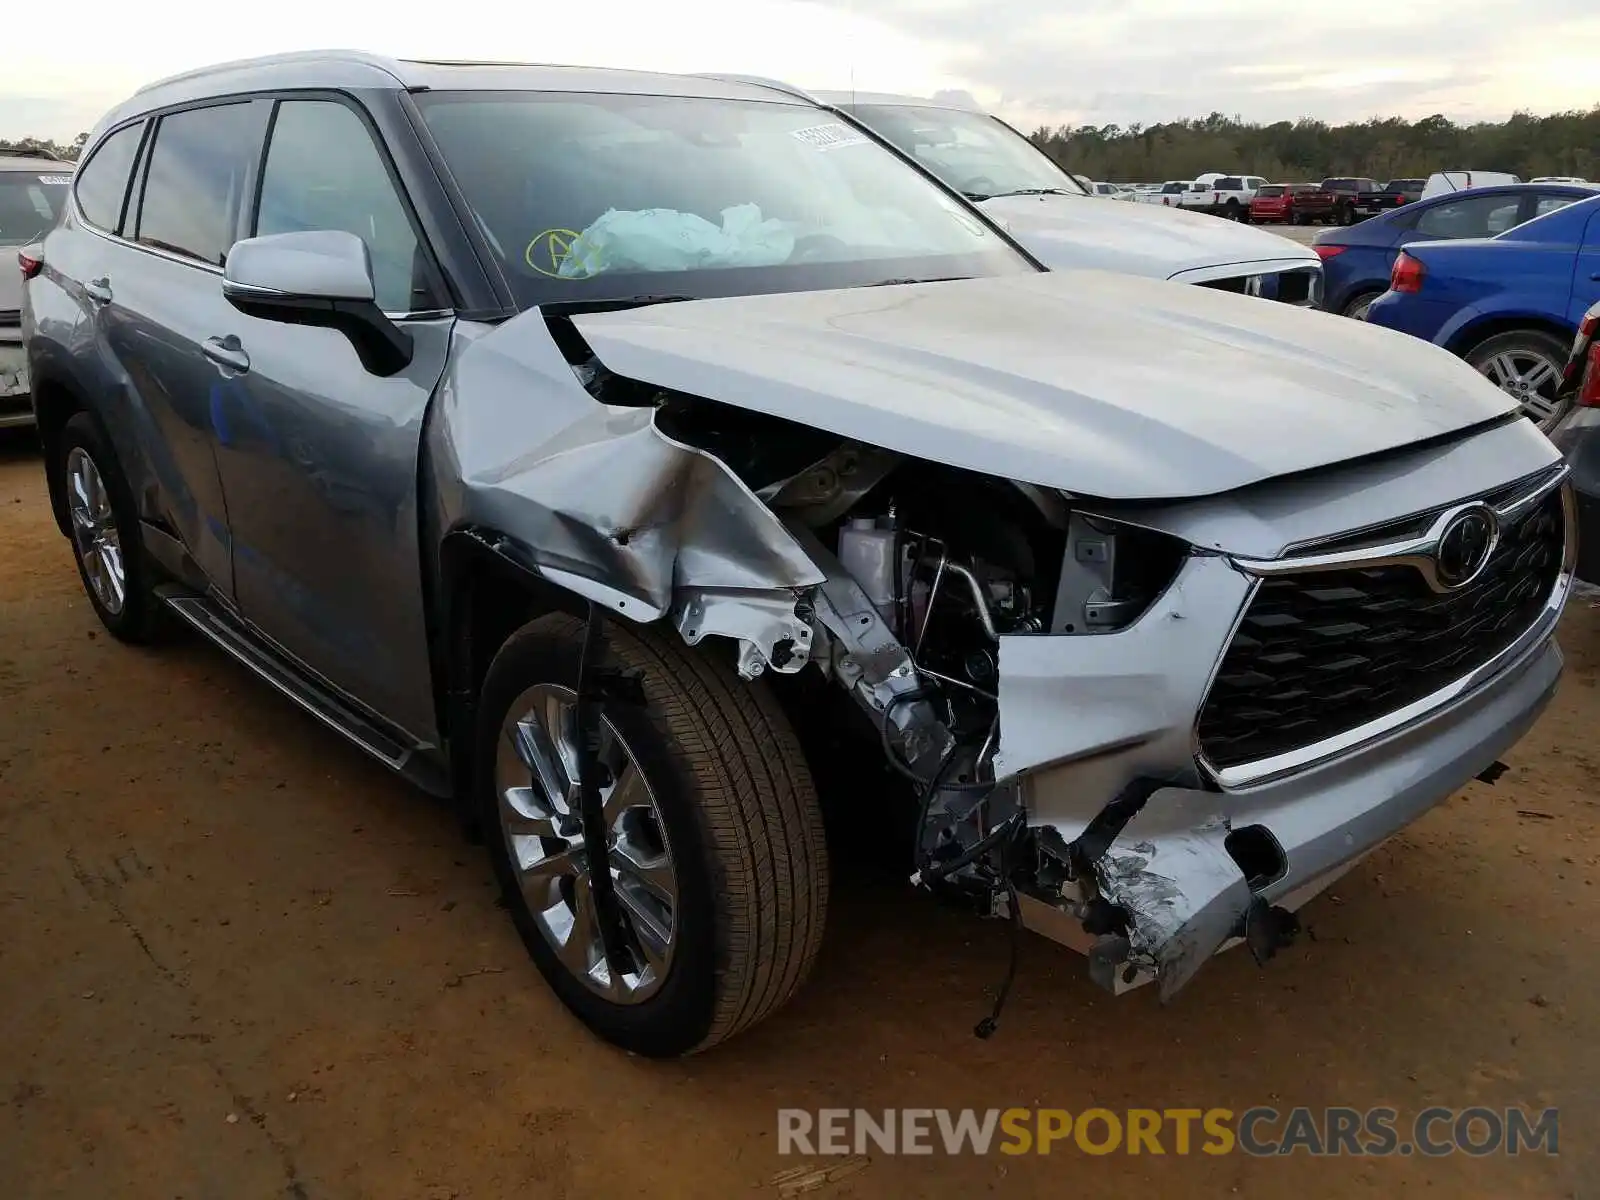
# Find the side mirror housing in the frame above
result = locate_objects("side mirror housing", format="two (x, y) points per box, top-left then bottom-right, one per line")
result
(222, 231), (413, 377)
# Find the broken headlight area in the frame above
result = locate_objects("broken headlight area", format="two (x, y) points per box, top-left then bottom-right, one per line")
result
(658, 394), (1192, 930)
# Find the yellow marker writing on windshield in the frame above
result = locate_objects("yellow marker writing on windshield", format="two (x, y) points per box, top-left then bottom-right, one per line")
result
(525, 229), (584, 278)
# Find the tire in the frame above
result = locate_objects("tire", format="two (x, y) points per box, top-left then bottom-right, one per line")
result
(1463, 329), (1572, 432)
(477, 612), (829, 1057)
(1340, 203), (1357, 226)
(58, 411), (163, 643)
(1224, 200), (1242, 222)
(1341, 290), (1383, 321)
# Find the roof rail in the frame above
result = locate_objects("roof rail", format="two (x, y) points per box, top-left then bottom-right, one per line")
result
(690, 73), (819, 105)
(134, 49), (404, 94)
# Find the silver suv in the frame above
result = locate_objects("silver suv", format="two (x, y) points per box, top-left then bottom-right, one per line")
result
(2, 151), (71, 426)
(22, 52), (1574, 1056)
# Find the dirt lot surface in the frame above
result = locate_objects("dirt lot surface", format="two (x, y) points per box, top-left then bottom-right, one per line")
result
(1, 432), (1596, 1199)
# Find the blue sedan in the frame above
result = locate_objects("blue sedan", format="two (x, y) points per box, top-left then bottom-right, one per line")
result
(1314, 183), (1599, 320)
(1365, 193), (1600, 430)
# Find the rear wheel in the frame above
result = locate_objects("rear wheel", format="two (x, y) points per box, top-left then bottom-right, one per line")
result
(1464, 330), (1570, 431)
(477, 613), (828, 1056)
(58, 412), (163, 642)
(1341, 290), (1383, 321)
(1340, 203), (1357, 226)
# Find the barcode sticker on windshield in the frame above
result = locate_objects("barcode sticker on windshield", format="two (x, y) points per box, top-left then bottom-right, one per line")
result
(790, 123), (869, 152)
(37, 175), (72, 185)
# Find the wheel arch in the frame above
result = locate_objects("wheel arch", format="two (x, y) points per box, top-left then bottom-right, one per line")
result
(28, 364), (93, 538)
(1446, 312), (1575, 358)
(436, 527), (597, 824)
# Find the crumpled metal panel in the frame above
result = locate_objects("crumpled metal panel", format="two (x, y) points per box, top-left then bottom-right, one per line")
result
(428, 320), (823, 626)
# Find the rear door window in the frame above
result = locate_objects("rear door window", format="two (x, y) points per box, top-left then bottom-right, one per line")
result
(1413, 194), (1524, 239)
(253, 99), (435, 313)
(134, 102), (263, 266)
(73, 122), (145, 233)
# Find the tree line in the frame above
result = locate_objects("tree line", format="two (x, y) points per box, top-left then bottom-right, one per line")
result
(1028, 109), (1600, 185)
(0, 133), (88, 161)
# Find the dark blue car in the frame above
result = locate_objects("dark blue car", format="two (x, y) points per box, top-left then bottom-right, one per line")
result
(1314, 183), (1599, 320)
(1364, 192), (1600, 431)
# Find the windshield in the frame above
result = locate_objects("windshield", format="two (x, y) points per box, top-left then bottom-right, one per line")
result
(844, 103), (1087, 200)
(1256, 185), (1285, 198)
(416, 92), (1034, 309)
(0, 169), (69, 247)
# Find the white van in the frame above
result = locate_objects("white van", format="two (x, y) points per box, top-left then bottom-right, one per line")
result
(1421, 170), (1522, 199)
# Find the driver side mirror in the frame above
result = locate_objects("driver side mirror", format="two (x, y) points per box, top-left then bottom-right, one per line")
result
(222, 230), (413, 377)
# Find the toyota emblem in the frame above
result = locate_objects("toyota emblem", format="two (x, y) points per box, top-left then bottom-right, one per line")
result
(1433, 505), (1497, 589)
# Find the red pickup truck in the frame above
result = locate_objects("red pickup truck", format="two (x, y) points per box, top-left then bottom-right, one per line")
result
(1248, 183), (1338, 225)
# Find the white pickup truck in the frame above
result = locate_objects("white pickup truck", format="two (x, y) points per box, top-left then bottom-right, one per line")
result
(1139, 180), (1204, 208)
(1201, 175), (1269, 220)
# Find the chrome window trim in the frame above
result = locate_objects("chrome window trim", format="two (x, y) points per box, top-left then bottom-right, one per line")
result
(1196, 472), (1575, 791)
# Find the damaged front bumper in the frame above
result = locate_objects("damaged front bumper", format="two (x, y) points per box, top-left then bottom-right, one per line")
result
(1016, 550), (1571, 1001)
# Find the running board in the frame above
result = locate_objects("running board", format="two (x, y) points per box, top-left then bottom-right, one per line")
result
(157, 587), (452, 797)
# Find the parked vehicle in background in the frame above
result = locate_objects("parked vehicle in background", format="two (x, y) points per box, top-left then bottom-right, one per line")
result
(1353, 178), (1425, 219)
(1533, 176), (1589, 185)
(1088, 181), (1136, 201)
(1421, 170), (1521, 200)
(2, 154), (72, 428)
(1201, 175), (1269, 221)
(1366, 194), (1600, 430)
(820, 93), (1322, 302)
(1317, 183), (1600, 320)
(29, 52), (1562, 1054)
(1319, 177), (1381, 226)
(1139, 180), (1196, 206)
(1249, 183), (1336, 225)
(1551, 299), (1600, 583)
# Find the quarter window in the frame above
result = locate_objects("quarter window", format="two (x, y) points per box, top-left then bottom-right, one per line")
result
(255, 100), (430, 312)
(136, 103), (260, 266)
(1534, 194), (1582, 219)
(74, 122), (145, 233)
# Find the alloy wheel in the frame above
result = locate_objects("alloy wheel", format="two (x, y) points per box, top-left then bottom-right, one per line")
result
(495, 683), (677, 1003)
(66, 446), (126, 615)
(1476, 347), (1566, 430)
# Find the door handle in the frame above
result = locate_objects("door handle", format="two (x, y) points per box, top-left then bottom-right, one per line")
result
(202, 334), (250, 374)
(1590, 272), (1600, 281)
(85, 277), (112, 305)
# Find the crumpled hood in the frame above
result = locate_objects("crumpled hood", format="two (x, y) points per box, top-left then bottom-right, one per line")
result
(569, 270), (1517, 500)
(978, 192), (1319, 279)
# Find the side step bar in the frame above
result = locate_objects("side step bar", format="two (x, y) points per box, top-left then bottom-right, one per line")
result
(157, 587), (452, 797)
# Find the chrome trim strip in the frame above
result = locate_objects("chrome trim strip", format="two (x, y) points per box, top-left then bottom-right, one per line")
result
(1233, 463), (1568, 584)
(72, 196), (453, 322)
(1199, 482), (1576, 790)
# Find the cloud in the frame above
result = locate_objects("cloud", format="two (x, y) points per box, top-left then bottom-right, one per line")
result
(2, 0), (1595, 140)
(805, 0), (1600, 127)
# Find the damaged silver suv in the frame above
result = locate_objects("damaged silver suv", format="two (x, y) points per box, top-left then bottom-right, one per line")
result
(23, 52), (1574, 1056)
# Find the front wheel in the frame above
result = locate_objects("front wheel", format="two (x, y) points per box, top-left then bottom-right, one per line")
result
(1464, 330), (1571, 432)
(477, 613), (829, 1057)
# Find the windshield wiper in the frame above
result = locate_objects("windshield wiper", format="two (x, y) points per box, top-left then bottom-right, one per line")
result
(541, 293), (698, 313)
(989, 187), (1078, 198)
(863, 275), (974, 288)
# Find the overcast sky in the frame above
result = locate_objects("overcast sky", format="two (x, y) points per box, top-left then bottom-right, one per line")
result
(5, 0), (1597, 142)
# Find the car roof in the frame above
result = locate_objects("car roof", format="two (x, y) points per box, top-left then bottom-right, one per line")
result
(0, 154), (70, 172)
(94, 51), (813, 137)
(812, 90), (984, 112)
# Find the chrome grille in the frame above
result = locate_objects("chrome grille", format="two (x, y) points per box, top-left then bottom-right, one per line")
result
(1197, 483), (1566, 772)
